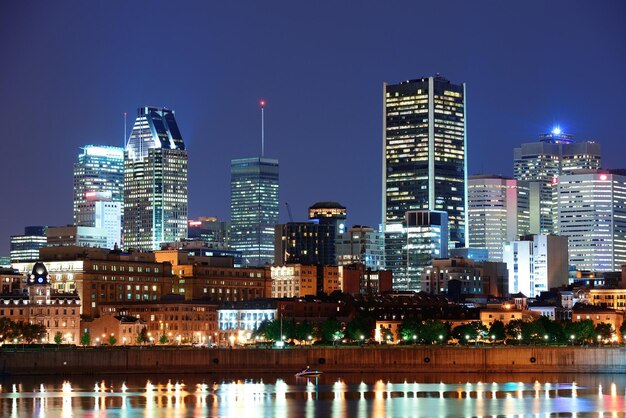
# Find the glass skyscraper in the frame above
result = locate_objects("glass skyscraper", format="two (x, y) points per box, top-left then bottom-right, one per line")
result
(230, 157), (279, 267)
(10, 226), (48, 263)
(73, 145), (124, 225)
(124, 107), (188, 251)
(382, 75), (467, 290)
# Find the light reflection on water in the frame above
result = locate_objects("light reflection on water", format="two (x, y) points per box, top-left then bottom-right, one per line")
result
(0, 373), (625, 417)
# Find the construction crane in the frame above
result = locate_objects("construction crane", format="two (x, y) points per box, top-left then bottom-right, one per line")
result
(285, 202), (294, 222)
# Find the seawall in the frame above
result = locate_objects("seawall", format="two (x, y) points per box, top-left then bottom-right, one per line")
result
(2, 347), (625, 376)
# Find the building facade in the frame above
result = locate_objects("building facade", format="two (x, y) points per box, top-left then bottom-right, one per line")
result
(382, 75), (467, 290)
(554, 169), (626, 272)
(468, 175), (529, 261)
(230, 157), (279, 267)
(124, 107), (188, 251)
(0, 262), (81, 344)
(335, 225), (385, 269)
(13, 246), (174, 319)
(502, 234), (569, 297)
(76, 197), (122, 250)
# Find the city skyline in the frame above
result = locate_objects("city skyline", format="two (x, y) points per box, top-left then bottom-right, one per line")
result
(1, 1), (625, 255)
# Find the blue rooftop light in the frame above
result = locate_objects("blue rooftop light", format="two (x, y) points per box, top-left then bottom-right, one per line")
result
(551, 126), (562, 136)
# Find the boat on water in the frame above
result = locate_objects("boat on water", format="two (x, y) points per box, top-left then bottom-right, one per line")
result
(295, 367), (322, 378)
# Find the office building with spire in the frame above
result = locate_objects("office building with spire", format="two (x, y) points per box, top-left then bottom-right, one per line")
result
(382, 75), (467, 290)
(230, 100), (279, 267)
(123, 107), (188, 251)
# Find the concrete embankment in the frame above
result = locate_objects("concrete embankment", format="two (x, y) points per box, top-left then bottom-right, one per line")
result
(1, 347), (625, 376)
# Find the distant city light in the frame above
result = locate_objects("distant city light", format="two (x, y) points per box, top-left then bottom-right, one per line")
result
(600, 174), (608, 180)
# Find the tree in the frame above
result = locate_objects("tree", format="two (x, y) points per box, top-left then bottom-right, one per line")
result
(54, 332), (63, 345)
(0, 317), (13, 342)
(505, 319), (525, 342)
(380, 326), (394, 343)
(81, 332), (91, 346)
(595, 322), (613, 342)
(420, 320), (450, 344)
(398, 318), (420, 342)
(108, 335), (117, 346)
(345, 316), (374, 342)
(136, 327), (149, 344)
(488, 320), (505, 342)
(452, 322), (485, 344)
(564, 320), (595, 344)
(293, 321), (314, 344)
(19, 323), (46, 343)
(319, 318), (343, 343)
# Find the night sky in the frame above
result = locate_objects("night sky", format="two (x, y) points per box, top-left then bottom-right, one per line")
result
(1, 1), (625, 254)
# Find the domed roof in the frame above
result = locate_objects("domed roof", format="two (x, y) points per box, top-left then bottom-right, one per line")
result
(28, 261), (50, 286)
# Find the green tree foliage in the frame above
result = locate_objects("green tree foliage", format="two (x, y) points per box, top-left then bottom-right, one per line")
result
(420, 320), (450, 344)
(595, 322), (613, 341)
(136, 327), (149, 344)
(18, 322), (46, 343)
(109, 335), (117, 346)
(345, 316), (374, 341)
(293, 321), (314, 343)
(505, 319), (525, 341)
(319, 318), (343, 342)
(488, 320), (505, 341)
(158, 334), (167, 345)
(54, 331), (63, 345)
(399, 318), (420, 342)
(80, 332), (91, 346)
(563, 320), (595, 343)
(452, 322), (486, 344)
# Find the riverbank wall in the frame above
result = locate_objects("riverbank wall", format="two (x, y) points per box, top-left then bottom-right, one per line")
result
(2, 346), (625, 376)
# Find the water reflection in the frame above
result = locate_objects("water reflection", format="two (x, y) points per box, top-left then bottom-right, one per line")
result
(0, 373), (626, 417)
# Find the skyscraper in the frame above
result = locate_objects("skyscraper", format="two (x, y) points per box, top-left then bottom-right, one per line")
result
(124, 107), (188, 251)
(382, 75), (467, 290)
(554, 169), (626, 272)
(230, 157), (279, 266)
(73, 145), (124, 226)
(513, 129), (601, 234)
(468, 175), (529, 261)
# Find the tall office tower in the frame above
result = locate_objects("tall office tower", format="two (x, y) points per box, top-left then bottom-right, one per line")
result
(513, 129), (601, 234)
(382, 75), (466, 290)
(124, 107), (188, 251)
(73, 145), (124, 225)
(10, 226), (48, 263)
(468, 175), (529, 261)
(230, 157), (279, 266)
(336, 225), (385, 269)
(554, 169), (626, 272)
(503, 234), (569, 297)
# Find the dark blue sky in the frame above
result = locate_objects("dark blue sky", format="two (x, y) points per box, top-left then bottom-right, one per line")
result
(1, 1), (625, 254)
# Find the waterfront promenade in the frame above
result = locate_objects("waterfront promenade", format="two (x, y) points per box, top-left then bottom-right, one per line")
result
(2, 346), (626, 375)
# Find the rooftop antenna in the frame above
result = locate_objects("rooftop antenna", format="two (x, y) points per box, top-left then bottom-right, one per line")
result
(259, 99), (266, 157)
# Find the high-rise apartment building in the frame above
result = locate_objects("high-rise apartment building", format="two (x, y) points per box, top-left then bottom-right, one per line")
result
(554, 169), (626, 272)
(230, 157), (279, 266)
(124, 107), (188, 251)
(73, 145), (124, 226)
(382, 75), (466, 290)
(468, 175), (529, 261)
(513, 129), (601, 234)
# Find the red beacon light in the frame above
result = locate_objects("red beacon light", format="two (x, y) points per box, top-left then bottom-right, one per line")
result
(600, 174), (608, 181)
(259, 100), (266, 108)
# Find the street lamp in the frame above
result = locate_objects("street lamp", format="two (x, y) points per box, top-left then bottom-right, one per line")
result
(570, 334), (575, 345)
(544, 334), (549, 345)
(438, 335), (443, 345)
